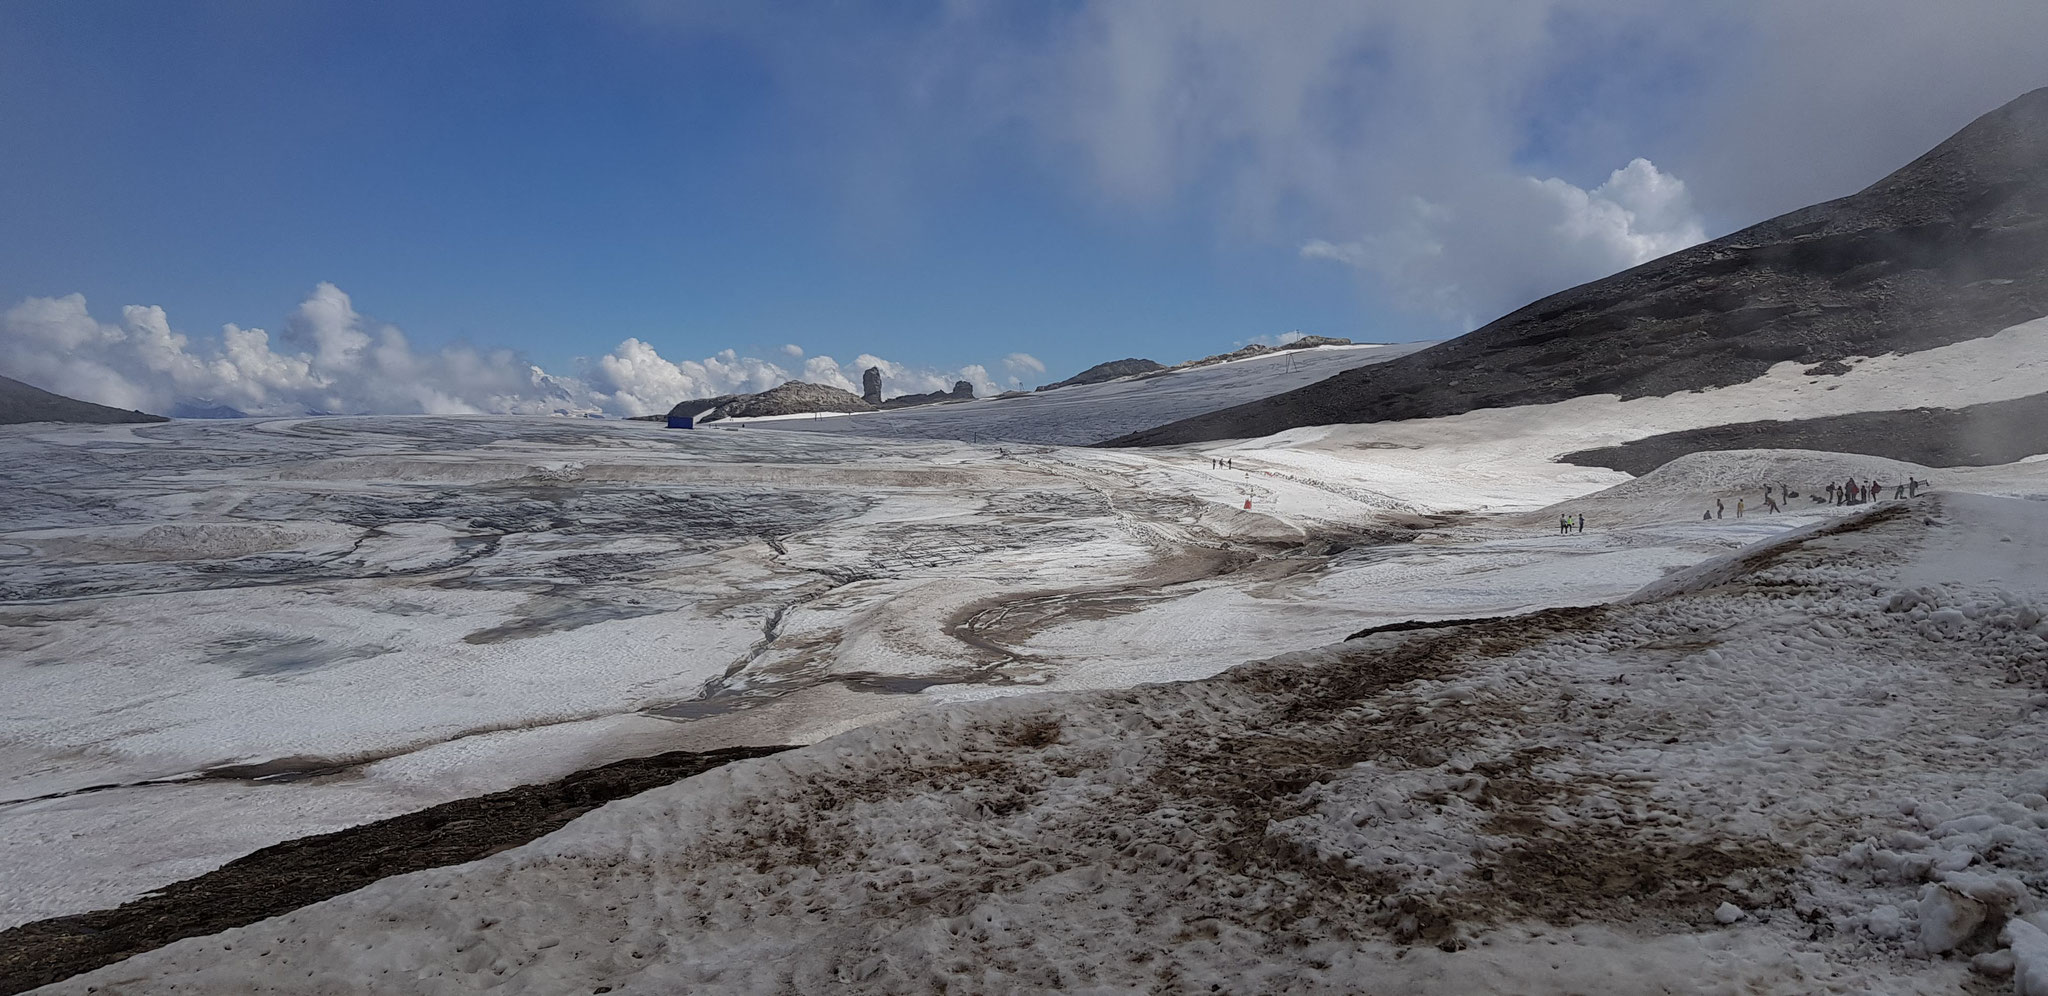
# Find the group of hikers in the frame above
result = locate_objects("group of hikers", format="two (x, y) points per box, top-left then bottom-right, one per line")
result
(1209, 458), (1235, 470)
(1701, 475), (1927, 521)
(1824, 475), (1926, 505)
(1557, 513), (1584, 534)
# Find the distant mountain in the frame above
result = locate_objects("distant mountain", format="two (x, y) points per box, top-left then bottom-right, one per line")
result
(170, 399), (248, 419)
(665, 381), (876, 422)
(1108, 87), (2048, 446)
(0, 375), (168, 426)
(1036, 358), (1164, 392)
(880, 381), (975, 408)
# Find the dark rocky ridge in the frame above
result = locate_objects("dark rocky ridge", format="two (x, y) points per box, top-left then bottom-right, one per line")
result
(1036, 358), (1164, 391)
(881, 380), (974, 408)
(1559, 390), (2048, 476)
(1106, 87), (2048, 447)
(0, 375), (168, 426)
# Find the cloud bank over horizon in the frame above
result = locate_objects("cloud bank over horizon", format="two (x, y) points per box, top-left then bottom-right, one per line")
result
(0, 284), (1031, 418)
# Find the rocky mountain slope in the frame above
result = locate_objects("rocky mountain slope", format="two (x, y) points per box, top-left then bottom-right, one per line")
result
(1108, 86), (2048, 447)
(1035, 358), (1164, 392)
(0, 375), (167, 426)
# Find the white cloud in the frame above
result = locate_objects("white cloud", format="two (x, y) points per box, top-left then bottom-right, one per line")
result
(1002, 352), (1046, 376)
(0, 285), (1027, 418)
(640, 1), (2048, 333)
(1239, 331), (1309, 347)
(1301, 158), (1705, 327)
(780, 343), (804, 359)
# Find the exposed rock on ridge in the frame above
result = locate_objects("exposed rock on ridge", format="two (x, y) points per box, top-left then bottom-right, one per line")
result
(881, 381), (974, 408)
(1036, 358), (1165, 392)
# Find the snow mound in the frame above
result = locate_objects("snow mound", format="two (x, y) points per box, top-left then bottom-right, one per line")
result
(1534, 448), (1937, 528)
(1587, 448), (1931, 501)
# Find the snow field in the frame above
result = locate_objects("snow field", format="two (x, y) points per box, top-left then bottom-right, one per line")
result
(42, 492), (2048, 994)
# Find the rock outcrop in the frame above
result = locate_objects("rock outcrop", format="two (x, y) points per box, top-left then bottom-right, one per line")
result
(880, 381), (975, 409)
(1106, 87), (2048, 446)
(0, 375), (168, 426)
(1036, 358), (1165, 392)
(665, 382), (876, 423)
(861, 367), (883, 406)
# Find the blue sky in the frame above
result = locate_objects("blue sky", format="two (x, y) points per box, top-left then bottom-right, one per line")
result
(3, 1), (2044, 415)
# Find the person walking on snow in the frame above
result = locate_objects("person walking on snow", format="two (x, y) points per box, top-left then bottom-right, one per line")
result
(1895, 482), (1905, 499)
(1559, 513), (1570, 535)
(1576, 513), (1584, 533)
(1716, 498), (1724, 519)
(1764, 494), (1780, 513)
(1737, 498), (1745, 518)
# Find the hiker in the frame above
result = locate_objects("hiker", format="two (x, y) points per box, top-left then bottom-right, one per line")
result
(1895, 483), (1905, 499)
(1716, 498), (1724, 519)
(1559, 513), (1570, 535)
(1765, 495), (1780, 513)
(1908, 476), (1921, 497)
(1737, 498), (1745, 518)
(1703, 510), (1713, 521)
(1826, 482), (1836, 503)
(1576, 513), (1585, 533)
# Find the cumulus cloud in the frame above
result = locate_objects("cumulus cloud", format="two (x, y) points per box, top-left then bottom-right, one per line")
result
(0, 285), (1024, 418)
(1237, 330), (1310, 348)
(780, 343), (804, 359)
(1302, 157), (1705, 326)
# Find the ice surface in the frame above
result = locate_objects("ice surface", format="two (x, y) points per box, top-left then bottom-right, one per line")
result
(10, 317), (2048, 988)
(37, 491), (2048, 994)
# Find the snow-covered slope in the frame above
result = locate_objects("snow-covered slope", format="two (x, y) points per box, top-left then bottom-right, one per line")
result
(43, 491), (2048, 995)
(761, 342), (1430, 445)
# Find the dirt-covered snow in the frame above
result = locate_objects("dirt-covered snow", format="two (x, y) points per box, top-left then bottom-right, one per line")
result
(0, 411), (1750, 929)
(38, 491), (2048, 994)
